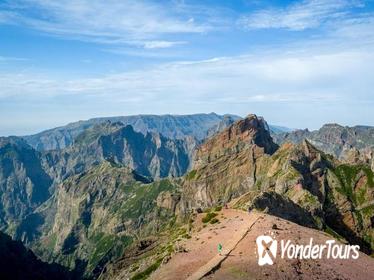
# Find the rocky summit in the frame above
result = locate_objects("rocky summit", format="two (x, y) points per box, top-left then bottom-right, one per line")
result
(181, 114), (278, 208)
(273, 123), (374, 169)
(0, 113), (373, 280)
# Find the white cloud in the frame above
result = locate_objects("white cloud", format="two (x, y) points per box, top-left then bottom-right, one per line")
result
(142, 40), (186, 49)
(1, 1), (374, 133)
(2, 44), (374, 132)
(0, 0), (213, 46)
(238, 0), (359, 30)
(1, 48), (372, 104)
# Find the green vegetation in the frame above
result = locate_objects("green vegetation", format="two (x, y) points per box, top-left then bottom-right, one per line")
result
(89, 234), (116, 268)
(182, 233), (192, 239)
(120, 179), (176, 219)
(332, 164), (374, 205)
(210, 218), (219, 224)
(203, 207), (212, 213)
(45, 233), (57, 251)
(214, 205), (222, 211)
(361, 204), (374, 216)
(186, 169), (197, 180)
(130, 258), (163, 280)
(229, 267), (250, 278)
(300, 191), (319, 207)
(202, 212), (218, 223)
(363, 234), (374, 255)
(88, 233), (133, 271)
(130, 264), (140, 272)
(324, 225), (345, 242)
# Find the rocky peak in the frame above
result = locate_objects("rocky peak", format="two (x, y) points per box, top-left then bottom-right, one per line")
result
(205, 114), (240, 138)
(194, 114), (278, 168)
(320, 123), (343, 129)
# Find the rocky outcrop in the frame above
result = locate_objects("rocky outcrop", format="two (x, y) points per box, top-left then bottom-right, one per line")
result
(205, 115), (238, 138)
(181, 114), (278, 209)
(22, 162), (180, 277)
(2, 113), (374, 280)
(324, 164), (374, 253)
(248, 191), (318, 228)
(274, 123), (374, 162)
(42, 122), (195, 181)
(180, 115), (374, 254)
(0, 137), (52, 233)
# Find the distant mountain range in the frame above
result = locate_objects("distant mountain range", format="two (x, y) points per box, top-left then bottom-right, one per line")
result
(273, 123), (374, 168)
(21, 113), (290, 151)
(0, 113), (374, 279)
(22, 113), (234, 151)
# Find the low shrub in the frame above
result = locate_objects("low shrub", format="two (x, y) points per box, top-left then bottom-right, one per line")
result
(202, 212), (218, 223)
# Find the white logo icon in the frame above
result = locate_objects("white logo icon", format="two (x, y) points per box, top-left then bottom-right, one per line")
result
(256, 235), (277, 266)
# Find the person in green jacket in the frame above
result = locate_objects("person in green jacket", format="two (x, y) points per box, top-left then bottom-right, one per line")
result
(218, 243), (223, 255)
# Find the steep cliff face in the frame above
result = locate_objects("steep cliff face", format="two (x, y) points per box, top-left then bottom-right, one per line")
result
(0, 137), (52, 233)
(2, 114), (374, 279)
(193, 137), (332, 229)
(181, 114), (278, 208)
(43, 122), (194, 182)
(325, 164), (374, 253)
(241, 140), (331, 228)
(232, 140), (374, 252)
(0, 123), (193, 239)
(180, 115), (374, 254)
(274, 123), (374, 162)
(25, 162), (180, 277)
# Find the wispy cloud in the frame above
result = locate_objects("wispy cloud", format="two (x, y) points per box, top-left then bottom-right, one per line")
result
(1, 48), (372, 103)
(1, 0), (374, 134)
(0, 0), (214, 47)
(2, 45), (373, 132)
(0, 55), (28, 62)
(141, 40), (187, 49)
(238, 0), (361, 30)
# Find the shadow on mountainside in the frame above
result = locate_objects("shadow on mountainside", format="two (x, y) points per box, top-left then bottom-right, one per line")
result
(249, 191), (318, 228)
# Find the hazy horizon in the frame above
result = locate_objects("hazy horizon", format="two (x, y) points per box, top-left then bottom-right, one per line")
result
(2, 111), (374, 137)
(1, 0), (374, 135)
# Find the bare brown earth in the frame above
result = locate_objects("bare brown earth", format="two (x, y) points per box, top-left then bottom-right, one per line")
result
(151, 209), (374, 280)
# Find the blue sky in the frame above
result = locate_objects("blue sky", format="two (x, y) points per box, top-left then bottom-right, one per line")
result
(1, 0), (374, 135)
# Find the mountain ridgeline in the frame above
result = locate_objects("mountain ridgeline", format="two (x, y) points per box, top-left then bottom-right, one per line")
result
(22, 113), (241, 151)
(0, 120), (196, 239)
(274, 123), (374, 168)
(0, 113), (373, 279)
(43, 121), (196, 181)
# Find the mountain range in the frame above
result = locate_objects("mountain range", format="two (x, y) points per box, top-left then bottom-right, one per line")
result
(0, 113), (373, 279)
(274, 123), (374, 169)
(20, 113), (291, 151)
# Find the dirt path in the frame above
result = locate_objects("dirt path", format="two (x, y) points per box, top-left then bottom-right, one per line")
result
(204, 214), (374, 280)
(151, 209), (259, 280)
(152, 210), (374, 280)
(186, 213), (261, 280)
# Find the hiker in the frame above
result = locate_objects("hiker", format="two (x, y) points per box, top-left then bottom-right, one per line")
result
(224, 203), (228, 209)
(218, 243), (223, 256)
